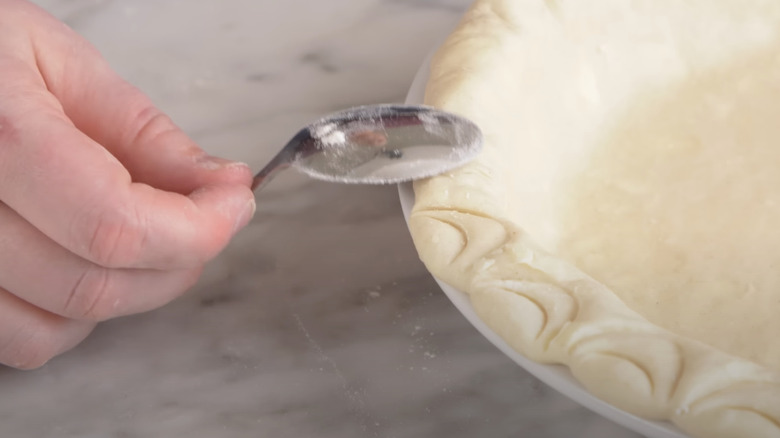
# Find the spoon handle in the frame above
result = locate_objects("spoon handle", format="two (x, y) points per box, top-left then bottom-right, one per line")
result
(251, 151), (293, 191)
(252, 129), (314, 191)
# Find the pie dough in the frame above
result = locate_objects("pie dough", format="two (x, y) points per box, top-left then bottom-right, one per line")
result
(408, 1), (780, 437)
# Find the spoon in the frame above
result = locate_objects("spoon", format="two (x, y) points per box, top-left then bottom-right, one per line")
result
(251, 104), (483, 191)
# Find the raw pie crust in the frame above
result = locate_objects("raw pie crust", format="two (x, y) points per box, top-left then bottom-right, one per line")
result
(409, 1), (780, 437)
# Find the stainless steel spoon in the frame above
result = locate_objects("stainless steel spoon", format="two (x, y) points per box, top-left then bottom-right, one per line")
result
(252, 104), (483, 191)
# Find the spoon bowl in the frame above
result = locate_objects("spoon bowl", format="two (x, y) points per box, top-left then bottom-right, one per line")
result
(252, 104), (483, 190)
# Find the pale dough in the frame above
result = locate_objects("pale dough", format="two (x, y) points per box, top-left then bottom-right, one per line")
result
(560, 48), (780, 371)
(408, 1), (780, 437)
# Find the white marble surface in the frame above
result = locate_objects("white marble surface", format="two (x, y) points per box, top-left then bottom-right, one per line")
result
(1, 1), (643, 437)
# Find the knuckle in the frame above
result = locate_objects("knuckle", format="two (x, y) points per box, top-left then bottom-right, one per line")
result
(63, 266), (117, 321)
(125, 104), (177, 148)
(1, 325), (61, 370)
(73, 203), (149, 268)
(86, 211), (133, 267)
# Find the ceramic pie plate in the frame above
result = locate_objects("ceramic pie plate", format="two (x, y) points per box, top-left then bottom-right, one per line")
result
(397, 49), (689, 438)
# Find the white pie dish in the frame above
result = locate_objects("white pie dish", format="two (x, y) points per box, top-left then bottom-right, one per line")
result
(397, 49), (689, 438)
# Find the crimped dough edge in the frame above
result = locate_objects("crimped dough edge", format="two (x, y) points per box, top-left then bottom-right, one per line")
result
(408, 1), (780, 437)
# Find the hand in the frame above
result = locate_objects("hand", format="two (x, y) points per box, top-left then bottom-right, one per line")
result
(0, 0), (256, 369)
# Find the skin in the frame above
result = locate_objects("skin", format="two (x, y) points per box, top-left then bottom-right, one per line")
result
(0, 0), (257, 369)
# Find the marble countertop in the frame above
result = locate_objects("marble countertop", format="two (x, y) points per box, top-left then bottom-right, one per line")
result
(3, 1), (642, 437)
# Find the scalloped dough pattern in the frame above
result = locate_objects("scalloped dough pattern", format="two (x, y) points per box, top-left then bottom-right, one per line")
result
(408, 1), (780, 437)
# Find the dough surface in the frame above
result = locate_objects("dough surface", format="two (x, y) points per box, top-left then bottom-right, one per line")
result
(409, 1), (780, 437)
(560, 48), (780, 371)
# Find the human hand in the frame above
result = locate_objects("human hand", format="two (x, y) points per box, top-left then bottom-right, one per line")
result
(0, 0), (256, 368)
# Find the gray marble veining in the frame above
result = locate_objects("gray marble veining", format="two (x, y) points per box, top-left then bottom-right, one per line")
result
(2, 1), (642, 437)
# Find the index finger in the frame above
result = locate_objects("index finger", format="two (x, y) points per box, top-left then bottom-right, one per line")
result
(0, 75), (255, 270)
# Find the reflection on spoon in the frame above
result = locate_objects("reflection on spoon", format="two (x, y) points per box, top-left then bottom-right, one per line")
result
(251, 104), (483, 191)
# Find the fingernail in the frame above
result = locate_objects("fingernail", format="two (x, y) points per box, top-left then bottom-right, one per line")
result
(233, 198), (256, 233)
(197, 154), (250, 171)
